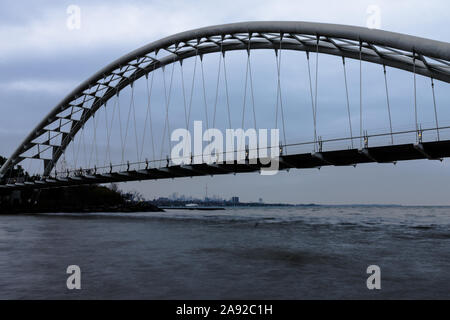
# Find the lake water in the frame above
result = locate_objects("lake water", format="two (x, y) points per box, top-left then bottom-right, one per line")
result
(0, 206), (449, 299)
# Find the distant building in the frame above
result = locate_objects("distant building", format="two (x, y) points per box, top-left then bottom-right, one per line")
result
(231, 196), (239, 204)
(259, 198), (263, 203)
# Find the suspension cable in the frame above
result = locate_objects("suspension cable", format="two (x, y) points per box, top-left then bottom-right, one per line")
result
(122, 84), (135, 169)
(73, 119), (83, 170)
(87, 111), (95, 169)
(117, 88), (125, 170)
(222, 50), (232, 129)
(274, 50), (279, 130)
(130, 81), (140, 168)
(159, 67), (168, 167)
(212, 50), (222, 128)
(278, 34), (287, 151)
(273, 37), (287, 150)
(167, 62), (175, 156)
(200, 55), (210, 139)
(314, 35), (319, 148)
(248, 39), (257, 130)
(159, 63), (175, 166)
(187, 49), (198, 130)
(359, 40), (363, 148)
(242, 47), (250, 130)
(87, 110), (100, 169)
(140, 65), (156, 165)
(180, 61), (188, 131)
(106, 92), (119, 167)
(383, 65), (394, 144)
(148, 69), (156, 163)
(431, 78), (440, 141)
(342, 57), (354, 148)
(103, 101), (110, 166)
(71, 112), (77, 170)
(413, 53), (419, 139)
(178, 60), (191, 164)
(306, 51), (317, 152)
(70, 113), (79, 172)
(81, 118), (87, 169)
(239, 44), (251, 155)
(94, 109), (99, 167)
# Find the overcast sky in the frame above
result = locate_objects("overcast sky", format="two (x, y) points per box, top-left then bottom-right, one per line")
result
(1, 0), (449, 205)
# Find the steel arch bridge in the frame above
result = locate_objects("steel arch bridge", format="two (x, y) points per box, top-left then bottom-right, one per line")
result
(1, 21), (450, 190)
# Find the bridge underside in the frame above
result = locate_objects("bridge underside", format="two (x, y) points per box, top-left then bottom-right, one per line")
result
(2, 140), (449, 191)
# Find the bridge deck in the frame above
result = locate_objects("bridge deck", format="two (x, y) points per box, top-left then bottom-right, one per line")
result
(1, 140), (449, 191)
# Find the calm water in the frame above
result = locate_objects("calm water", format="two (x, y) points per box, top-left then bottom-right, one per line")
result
(0, 206), (449, 299)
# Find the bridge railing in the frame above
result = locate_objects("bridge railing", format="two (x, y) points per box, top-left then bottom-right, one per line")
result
(43, 124), (447, 179)
(2, 124), (447, 186)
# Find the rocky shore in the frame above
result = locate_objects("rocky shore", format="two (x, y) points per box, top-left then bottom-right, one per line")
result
(0, 185), (164, 214)
(0, 202), (163, 214)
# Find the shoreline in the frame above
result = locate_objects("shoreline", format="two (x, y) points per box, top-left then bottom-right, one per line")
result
(0, 202), (164, 215)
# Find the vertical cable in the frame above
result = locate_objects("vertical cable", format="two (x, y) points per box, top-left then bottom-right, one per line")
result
(81, 119), (87, 169)
(279, 35), (287, 151)
(167, 63), (175, 158)
(306, 51), (317, 151)
(186, 49), (198, 162)
(212, 51), (222, 128)
(222, 50), (232, 130)
(431, 78), (440, 141)
(149, 70), (156, 163)
(141, 66), (156, 164)
(274, 35), (287, 151)
(240, 47), (250, 157)
(87, 111), (99, 169)
(94, 109), (99, 168)
(248, 50), (257, 130)
(130, 82), (140, 168)
(106, 93), (118, 167)
(139, 75), (150, 165)
(103, 102), (110, 167)
(342, 57), (354, 148)
(187, 50), (198, 130)
(179, 60), (191, 164)
(200, 56), (210, 137)
(159, 67), (167, 167)
(359, 41), (363, 148)
(87, 117), (93, 169)
(242, 49), (250, 130)
(160, 63), (175, 166)
(117, 89), (125, 170)
(122, 85), (134, 168)
(314, 35), (319, 147)
(274, 49), (279, 130)
(180, 61), (188, 130)
(71, 109), (77, 171)
(413, 54), (419, 140)
(383, 65), (394, 144)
